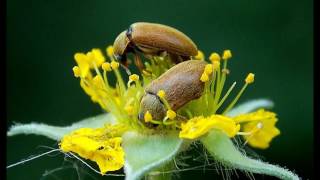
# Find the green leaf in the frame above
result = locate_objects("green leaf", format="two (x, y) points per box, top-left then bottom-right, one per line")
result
(201, 130), (299, 180)
(7, 113), (115, 141)
(122, 131), (183, 180)
(226, 99), (274, 117)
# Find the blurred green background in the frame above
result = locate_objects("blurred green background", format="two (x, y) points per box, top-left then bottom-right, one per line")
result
(6, 0), (313, 179)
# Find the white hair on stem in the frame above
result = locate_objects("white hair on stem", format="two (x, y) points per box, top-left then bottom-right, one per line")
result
(68, 152), (125, 177)
(6, 147), (125, 177)
(7, 149), (61, 169)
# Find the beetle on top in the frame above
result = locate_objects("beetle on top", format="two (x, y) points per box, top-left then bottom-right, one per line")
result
(113, 22), (198, 71)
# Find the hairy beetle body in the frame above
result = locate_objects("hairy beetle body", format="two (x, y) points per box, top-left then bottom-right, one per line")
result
(139, 60), (207, 121)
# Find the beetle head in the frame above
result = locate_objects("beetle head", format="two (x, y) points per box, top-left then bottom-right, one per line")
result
(113, 31), (130, 63)
(138, 93), (166, 122)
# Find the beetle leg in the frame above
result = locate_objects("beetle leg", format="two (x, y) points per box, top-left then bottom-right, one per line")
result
(180, 55), (190, 61)
(133, 53), (145, 72)
(143, 54), (154, 60)
(168, 53), (185, 64)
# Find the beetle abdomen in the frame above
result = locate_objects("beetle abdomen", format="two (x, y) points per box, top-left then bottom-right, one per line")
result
(130, 22), (198, 57)
(145, 60), (207, 111)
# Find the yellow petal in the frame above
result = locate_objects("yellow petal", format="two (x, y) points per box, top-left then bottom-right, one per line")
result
(179, 115), (239, 139)
(234, 109), (280, 149)
(59, 126), (125, 174)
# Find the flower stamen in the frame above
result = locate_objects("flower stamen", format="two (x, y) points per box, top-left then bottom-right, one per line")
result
(222, 72), (255, 114)
(157, 90), (172, 111)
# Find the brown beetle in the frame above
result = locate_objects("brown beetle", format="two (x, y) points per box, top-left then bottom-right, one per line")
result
(138, 60), (207, 121)
(113, 22), (198, 70)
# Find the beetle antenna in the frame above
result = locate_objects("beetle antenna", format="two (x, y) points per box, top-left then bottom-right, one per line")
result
(120, 63), (132, 75)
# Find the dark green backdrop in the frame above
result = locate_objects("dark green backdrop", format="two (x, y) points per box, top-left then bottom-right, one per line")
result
(6, 0), (313, 179)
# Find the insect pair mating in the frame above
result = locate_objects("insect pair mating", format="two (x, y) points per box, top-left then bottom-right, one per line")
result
(112, 22), (207, 123)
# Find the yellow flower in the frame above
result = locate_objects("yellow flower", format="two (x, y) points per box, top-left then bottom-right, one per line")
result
(194, 50), (205, 60)
(234, 109), (280, 149)
(179, 115), (240, 139)
(59, 126), (125, 174)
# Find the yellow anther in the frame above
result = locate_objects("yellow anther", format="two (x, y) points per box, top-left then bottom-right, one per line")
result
(222, 50), (232, 60)
(204, 64), (213, 75)
(129, 74), (139, 82)
(157, 90), (166, 99)
(74, 53), (90, 77)
(144, 111), (153, 123)
(166, 110), (176, 120)
(72, 66), (81, 77)
(102, 62), (112, 71)
(111, 61), (119, 70)
(106, 45), (114, 57)
(209, 52), (221, 63)
(200, 73), (209, 82)
(194, 50), (205, 60)
(124, 105), (134, 115)
(91, 48), (105, 66)
(245, 73), (255, 84)
(213, 61), (220, 70)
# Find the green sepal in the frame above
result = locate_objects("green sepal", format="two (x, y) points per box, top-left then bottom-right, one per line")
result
(122, 131), (183, 180)
(7, 113), (115, 140)
(201, 130), (300, 180)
